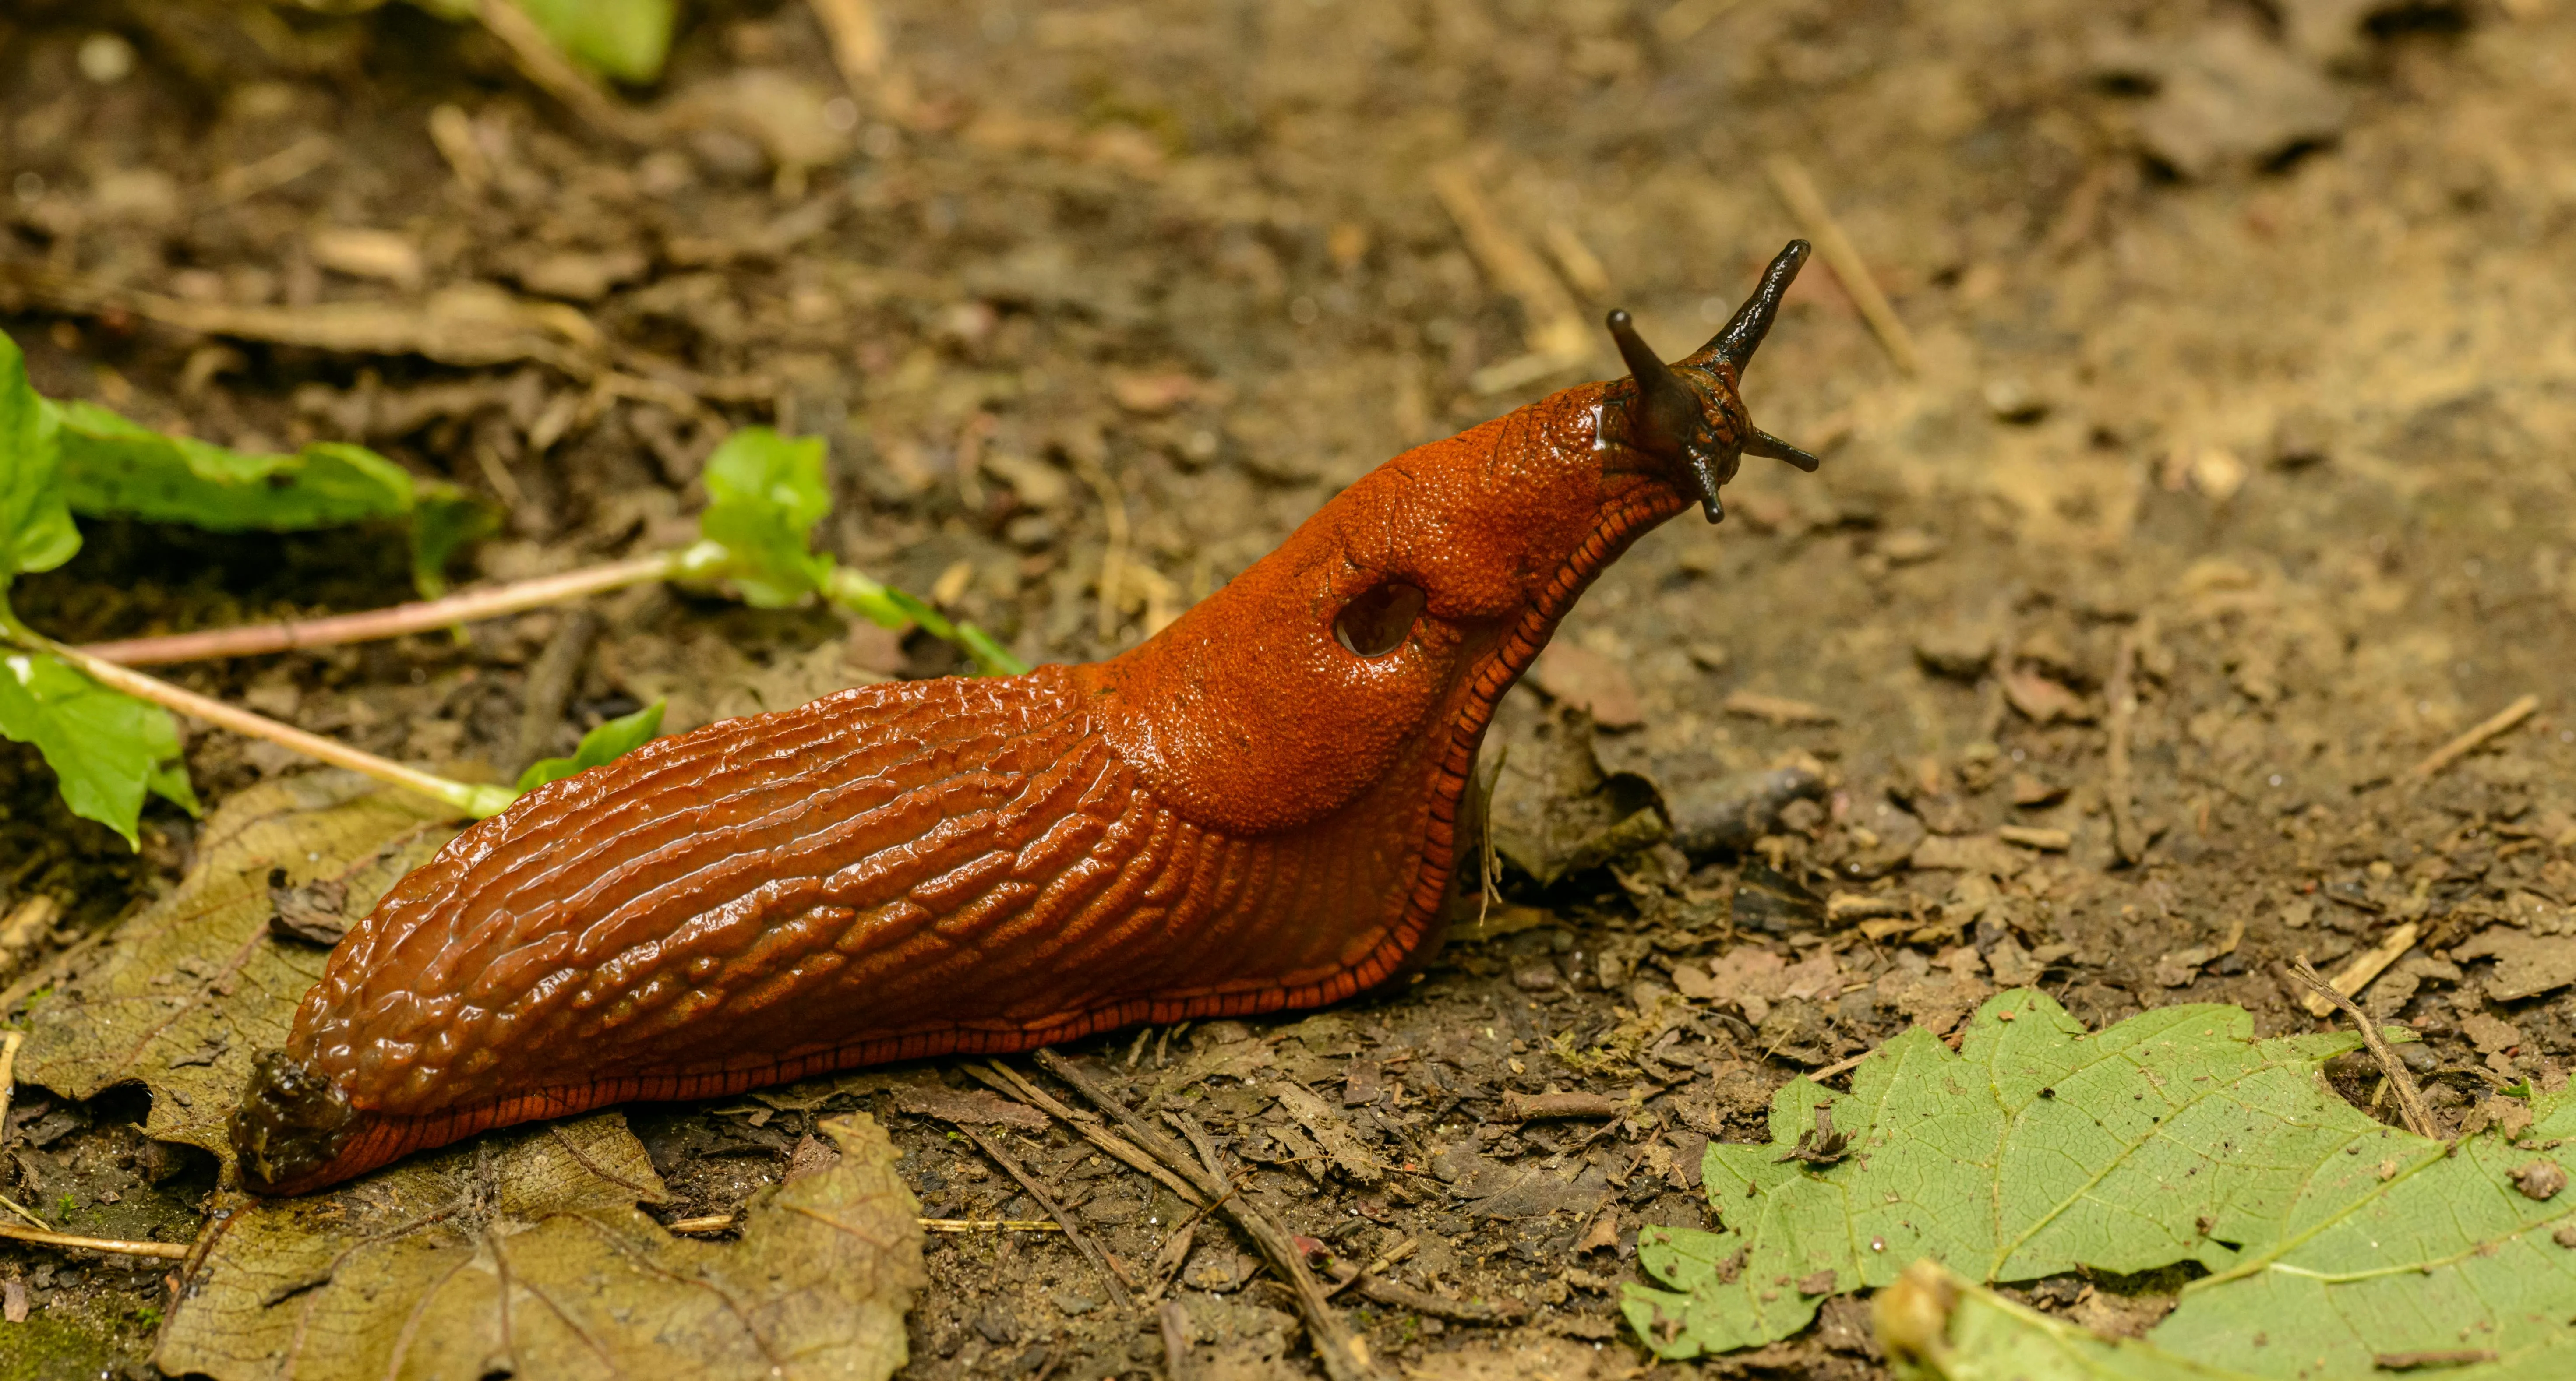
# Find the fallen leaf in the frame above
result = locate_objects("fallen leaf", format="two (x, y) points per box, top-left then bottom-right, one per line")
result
(1629, 990), (2569, 1371)
(1274, 1082), (1387, 1185)
(1532, 644), (1644, 729)
(890, 1084), (1050, 1130)
(155, 1111), (924, 1381)
(2454, 928), (2576, 1001)
(20, 772), (461, 1162)
(2000, 668), (2091, 724)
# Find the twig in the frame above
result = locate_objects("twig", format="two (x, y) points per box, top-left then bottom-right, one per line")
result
(965, 1063), (1207, 1208)
(1429, 161), (1593, 391)
(807, 0), (886, 85)
(1069, 455), (1133, 644)
(473, 0), (658, 143)
(2104, 624), (2146, 865)
(1326, 1237), (1416, 1300)
(0, 1030), (19, 1151)
(2404, 694), (2540, 785)
(80, 549), (695, 666)
(1161, 1299), (1193, 1381)
(2301, 921), (2420, 1019)
(1805, 1048), (1871, 1084)
(513, 606), (602, 772)
(2291, 956), (2437, 1138)
(37, 633), (514, 820)
(665, 1214), (738, 1234)
(0, 1222), (190, 1260)
(1352, 1275), (1523, 1325)
(1762, 155), (1921, 377)
(1030, 1050), (1380, 1381)
(953, 1123), (1135, 1312)
(919, 1218), (1063, 1233)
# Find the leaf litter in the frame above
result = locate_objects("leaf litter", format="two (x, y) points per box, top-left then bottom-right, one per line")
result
(157, 1110), (924, 1381)
(1630, 988), (2576, 1378)
(19, 772), (461, 1159)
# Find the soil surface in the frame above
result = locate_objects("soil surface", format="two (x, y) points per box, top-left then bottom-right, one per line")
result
(4, 0), (2575, 1377)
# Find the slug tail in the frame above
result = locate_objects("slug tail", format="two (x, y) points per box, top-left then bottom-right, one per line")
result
(230, 1050), (367, 1194)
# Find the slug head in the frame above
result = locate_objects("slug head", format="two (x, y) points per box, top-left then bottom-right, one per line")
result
(1089, 242), (1821, 839)
(1599, 238), (1820, 523)
(229, 1049), (361, 1194)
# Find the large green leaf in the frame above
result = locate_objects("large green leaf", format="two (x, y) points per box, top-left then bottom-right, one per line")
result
(516, 698), (663, 791)
(0, 647), (197, 846)
(699, 427), (832, 609)
(1636, 990), (2576, 1376)
(55, 399), (416, 530)
(0, 331), (80, 580)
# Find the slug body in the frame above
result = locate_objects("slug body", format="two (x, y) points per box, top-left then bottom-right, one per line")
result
(235, 243), (1824, 1193)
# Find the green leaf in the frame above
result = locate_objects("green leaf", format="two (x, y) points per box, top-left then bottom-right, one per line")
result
(0, 332), (80, 579)
(1876, 1257), (2576, 1381)
(0, 648), (198, 847)
(1876, 1263), (2266, 1381)
(517, 698), (665, 792)
(409, 483), (501, 597)
(1636, 990), (2576, 1378)
(699, 428), (832, 609)
(53, 399), (417, 531)
(955, 622), (1030, 676)
(515, 0), (677, 83)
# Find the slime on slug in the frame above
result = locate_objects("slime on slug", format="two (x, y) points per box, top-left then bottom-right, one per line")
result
(232, 240), (1826, 1194)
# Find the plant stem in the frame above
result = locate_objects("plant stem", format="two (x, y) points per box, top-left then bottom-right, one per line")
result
(79, 546), (713, 667)
(36, 634), (516, 819)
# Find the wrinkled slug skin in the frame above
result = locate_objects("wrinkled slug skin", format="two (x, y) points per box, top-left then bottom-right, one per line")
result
(243, 243), (1817, 1192)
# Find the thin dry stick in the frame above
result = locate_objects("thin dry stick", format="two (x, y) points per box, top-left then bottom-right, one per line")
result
(81, 550), (691, 667)
(920, 1218), (1062, 1233)
(2104, 624), (2147, 865)
(1763, 155), (1922, 377)
(41, 636), (513, 819)
(964, 1062), (1207, 1208)
(2301, 921), (2420, 1019)
(0, 1222), (190, 1260)
(807, 0), (886, 85)
(953, 1122), (1135, 1312)
(1071, 457), (1133, 644)
(2292, 955), (2438, 1139)
(1031, 1050), (1379, 1381)
(474, 0), (658, 142)
(2404, 693), (2540, 784)
(1161, 1299), (1194, 1381)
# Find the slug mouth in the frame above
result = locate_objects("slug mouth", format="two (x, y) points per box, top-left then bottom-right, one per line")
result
(1599, 239), (1822, 524)
(230, 1049), (363, 1194)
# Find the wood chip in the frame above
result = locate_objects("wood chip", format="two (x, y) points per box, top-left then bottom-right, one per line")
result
(1721, 690), (1836, 726)
(1997, 824), (2071, 852)
(1499, 1090), (1623, 1120)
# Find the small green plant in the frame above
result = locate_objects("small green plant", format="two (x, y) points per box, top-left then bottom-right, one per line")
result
(0, 328), (1023, 844)
(517, 699), (664, 792)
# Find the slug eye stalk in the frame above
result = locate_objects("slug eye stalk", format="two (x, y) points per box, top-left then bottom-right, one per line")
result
(1604, 239), (1823, 523)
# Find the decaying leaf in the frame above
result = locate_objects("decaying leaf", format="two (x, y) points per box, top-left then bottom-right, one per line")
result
(1633, 989), (2576, 1374)
(1486, 710), (1667, 886)
(155, 1111), (925, 1381)
(19, 772), (460, 1159)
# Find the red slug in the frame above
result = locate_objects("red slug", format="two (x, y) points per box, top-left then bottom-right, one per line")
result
(231, 241), (1824, 1194)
